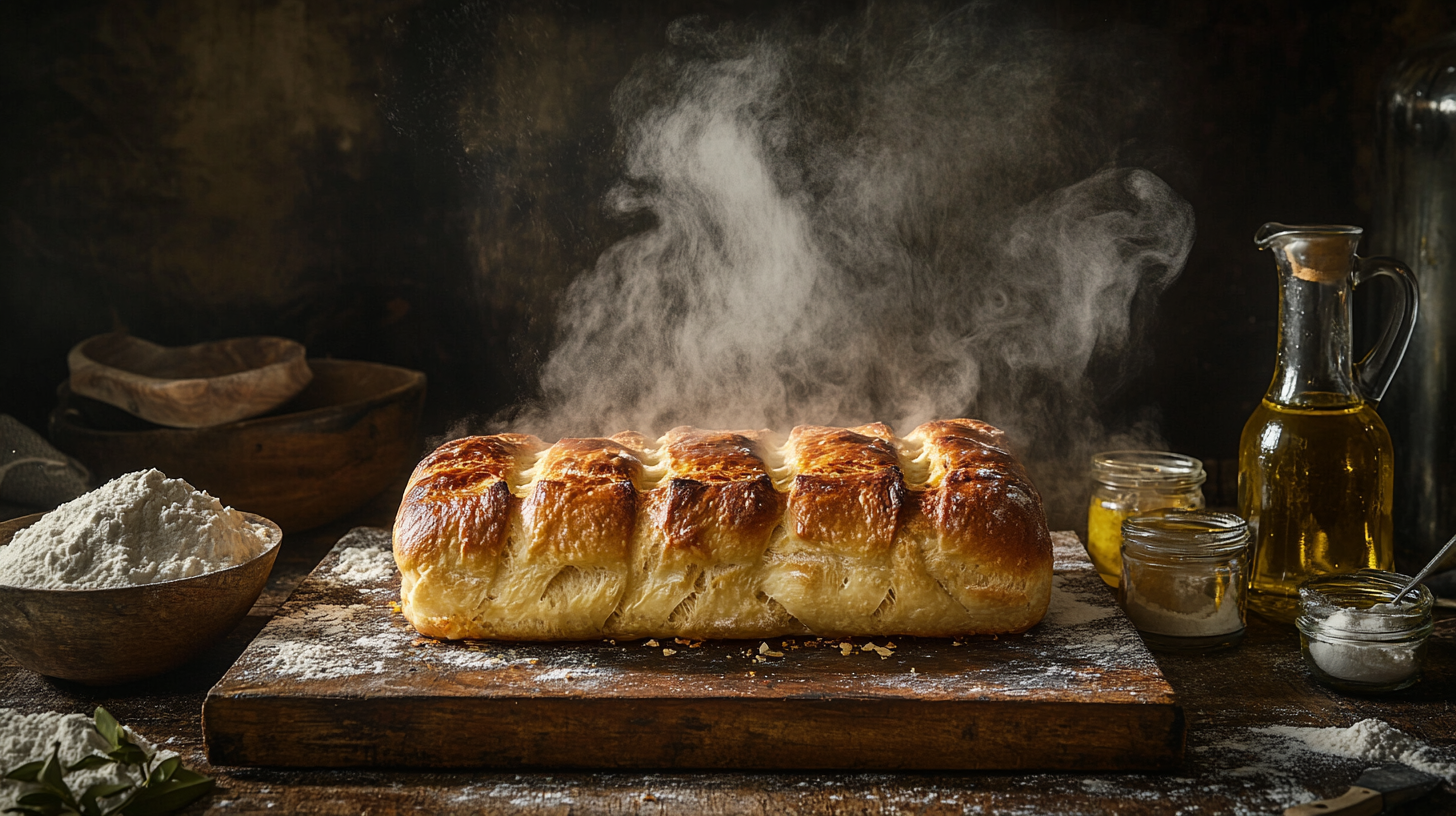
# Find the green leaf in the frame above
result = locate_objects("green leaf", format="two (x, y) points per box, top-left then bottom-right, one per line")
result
(105, 746), (147, 769)
(78, 781), (133, 816)
(12, 791), (64, 816)
(4, 761), (44, 782)
(92, 709), (121, 748)
(150, 758), (179, 786)
(3, 806), (48, 816)
(64, 756), (111, 773)
(118, 774), (213, 816)
(164, 769), (206, 786)
(36, 748), (64, 796)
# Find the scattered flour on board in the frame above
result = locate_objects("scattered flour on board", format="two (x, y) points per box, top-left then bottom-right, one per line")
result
(329, 546), (397, 583)
(0, 709), (175, 811)
(0, 469), (267, 589)
(251, 604), (390, 680)
(255, 641), (387, 681)
(1041, 574), (1116, 627)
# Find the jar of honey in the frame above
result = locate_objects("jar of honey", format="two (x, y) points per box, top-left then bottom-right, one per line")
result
(1087, 451), (1206, 587)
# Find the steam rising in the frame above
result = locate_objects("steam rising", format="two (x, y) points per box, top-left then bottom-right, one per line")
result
(505, 8), (1195, 524)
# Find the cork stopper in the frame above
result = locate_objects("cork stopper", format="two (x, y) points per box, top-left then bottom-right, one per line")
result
(1284, 242), (1350, 283)
(1255, 223), (1361, 284)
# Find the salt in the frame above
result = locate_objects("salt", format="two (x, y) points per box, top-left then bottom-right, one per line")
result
(1296, 574), (1433, 692)
(1306, 605), (1419, 684)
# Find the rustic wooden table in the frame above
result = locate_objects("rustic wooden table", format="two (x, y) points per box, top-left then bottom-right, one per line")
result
(1, 492), (1452, 815)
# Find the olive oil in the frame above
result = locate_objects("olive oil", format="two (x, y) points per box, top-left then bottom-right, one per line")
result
(1238, 397), (1394, 623)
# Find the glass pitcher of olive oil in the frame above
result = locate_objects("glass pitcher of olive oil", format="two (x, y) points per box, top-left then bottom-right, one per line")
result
(1239, 223), (1418, 622)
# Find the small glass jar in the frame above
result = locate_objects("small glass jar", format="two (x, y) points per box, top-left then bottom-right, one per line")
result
(1088, 451), (1206, 587)
(1120, 509), (1247, 653)
(1296, 570), (1434, 694)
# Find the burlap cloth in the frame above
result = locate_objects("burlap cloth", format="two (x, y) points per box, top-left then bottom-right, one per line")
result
(0, 414), (91, 509)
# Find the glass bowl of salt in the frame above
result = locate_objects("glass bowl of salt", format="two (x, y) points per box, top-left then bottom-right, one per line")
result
(1296, 570), (1433, 694)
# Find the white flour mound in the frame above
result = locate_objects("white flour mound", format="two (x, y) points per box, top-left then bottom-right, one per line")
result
(1259, 719), (1456, 783)
(0, 469), (267, 589)
(0, 709), (173, 811)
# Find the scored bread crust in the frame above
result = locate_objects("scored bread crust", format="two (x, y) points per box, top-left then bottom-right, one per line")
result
(393, 419), (1052, 640)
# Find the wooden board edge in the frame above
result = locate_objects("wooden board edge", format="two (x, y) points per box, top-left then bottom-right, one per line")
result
(203, 694), (1186, 772)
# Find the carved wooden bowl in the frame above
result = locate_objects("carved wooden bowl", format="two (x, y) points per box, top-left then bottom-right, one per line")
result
(67, 333), (313, 428)
(50, 359), (425, 531)
(0, 512), (282, 685)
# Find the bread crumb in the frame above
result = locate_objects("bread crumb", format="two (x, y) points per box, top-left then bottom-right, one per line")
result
(872, 645), (892, 658)
(765, 650), (784, 658)
(860, 643), (875, 652)
(910, 667), (918, 674)
(839, 643), (854, 656)
(758, 642), (770, 654)
(747, 671), (756, 677)
(952, 641), (963, 647)
(389, 601), (402, 613)
(662, 648), (677, 656)
(645, 639), (660, 647)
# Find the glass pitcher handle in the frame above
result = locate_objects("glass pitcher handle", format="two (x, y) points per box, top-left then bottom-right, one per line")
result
(1352, 255), (1420, 404)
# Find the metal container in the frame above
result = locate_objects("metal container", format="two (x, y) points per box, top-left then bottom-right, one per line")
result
(1373, 33), (1456, 571)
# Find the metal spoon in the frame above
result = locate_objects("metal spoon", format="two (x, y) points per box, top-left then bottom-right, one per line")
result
(1394, 530), (1456, 603)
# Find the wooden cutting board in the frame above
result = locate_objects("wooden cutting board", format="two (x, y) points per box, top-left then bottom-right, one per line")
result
(203, 529), (1185, 771)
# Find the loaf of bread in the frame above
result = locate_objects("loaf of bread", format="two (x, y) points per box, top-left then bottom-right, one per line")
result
(392, 419), (1052, 640)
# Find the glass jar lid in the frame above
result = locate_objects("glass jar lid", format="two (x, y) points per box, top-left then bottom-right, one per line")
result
(1092, 451), (1206, 490)
(1121, 509), (1247, 559)
(1297, 570), (1434, 639)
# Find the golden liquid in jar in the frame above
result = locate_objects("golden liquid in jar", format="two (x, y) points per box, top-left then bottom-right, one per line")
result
(1238, 398), (1394, 623)
(1087, 494), (1202, 588)
(1087, 501), (1130, 587)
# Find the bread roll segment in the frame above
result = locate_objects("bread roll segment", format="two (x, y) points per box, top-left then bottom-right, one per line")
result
(393, 419), (1052, 640)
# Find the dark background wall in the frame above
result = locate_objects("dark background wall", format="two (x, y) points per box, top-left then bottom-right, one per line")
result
(3, 0), (1453, 505)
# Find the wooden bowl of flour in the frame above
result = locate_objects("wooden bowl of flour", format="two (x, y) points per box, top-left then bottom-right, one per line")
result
(0, 512), (282, 685)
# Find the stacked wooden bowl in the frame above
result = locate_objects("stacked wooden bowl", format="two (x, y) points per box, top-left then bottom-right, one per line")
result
(52, 334), (425, 531)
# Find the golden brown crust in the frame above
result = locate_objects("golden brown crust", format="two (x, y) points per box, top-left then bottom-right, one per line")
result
(785, 425), (907, 558)
(392, 434), (546, 571)
(650, 428), (782, 560)
(394, 420), (1052, 640)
